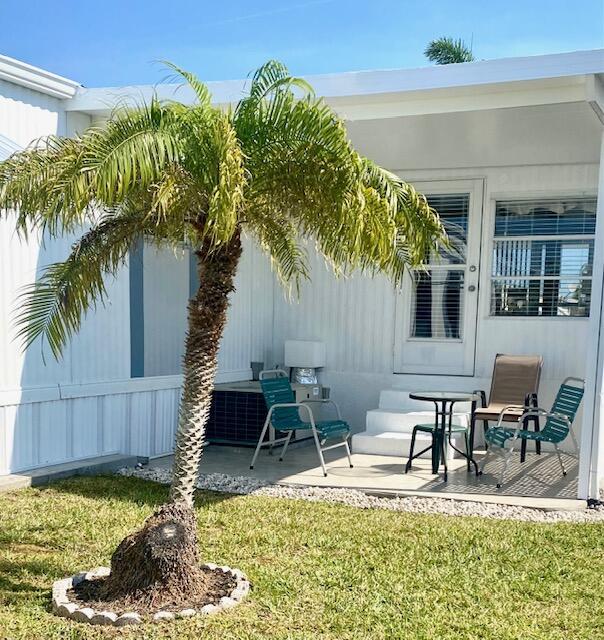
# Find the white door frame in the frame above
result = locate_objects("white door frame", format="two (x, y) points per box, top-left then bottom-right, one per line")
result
(393, 178), (484, 376)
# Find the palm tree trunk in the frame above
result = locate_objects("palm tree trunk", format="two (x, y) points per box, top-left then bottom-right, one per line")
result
(170, 232), (242, 505)
(102, 232), (242, 604)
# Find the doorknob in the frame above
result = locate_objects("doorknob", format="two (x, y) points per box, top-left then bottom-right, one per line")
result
(469, 265), (477, 272)
(468, 285), (477, 292)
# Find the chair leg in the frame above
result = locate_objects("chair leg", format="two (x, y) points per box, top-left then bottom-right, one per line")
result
(520, 418), (528, 463)
(533, 415), (541, 455)
(440, 433), (448, 482)
(497, 446), (515, 489)
(554, 444), (567, 476)
(279, 431), (293, 461)
(250, 417), (271, 469)
(464, 431), (471, 472)
(344, 435), (353, 468)
(312, 427), (328, 476)
(479, 447), (491, 474)
(405, 427), (419, 473)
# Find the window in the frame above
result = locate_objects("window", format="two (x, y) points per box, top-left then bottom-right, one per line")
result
(491, 197), (596, 317)
(411, 194), (469, 339)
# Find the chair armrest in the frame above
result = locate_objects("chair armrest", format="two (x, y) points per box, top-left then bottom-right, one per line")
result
(267, 402), (315, 425)
(519, 408), (571, 426)
(505, 409), (571, 440)
(473, 390), (487, 408)
(302, 399), (342, 419)
(495, 405), (529, 428)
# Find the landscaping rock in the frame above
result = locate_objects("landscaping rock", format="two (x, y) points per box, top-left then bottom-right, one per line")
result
(115, 612), (142, 626)
(90, 611), (118, 625)
(52, 565), (250, 626)
(153, 611), (175, 621)
(219, 596), (237, 609)
(200, 604), (219, 615)
(55, 603), (78, 617)
(71, 607), (95, 623)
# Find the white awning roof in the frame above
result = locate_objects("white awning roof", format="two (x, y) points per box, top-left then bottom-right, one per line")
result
(65, 49), (604, 119)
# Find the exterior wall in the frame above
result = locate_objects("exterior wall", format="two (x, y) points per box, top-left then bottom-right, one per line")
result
(264, 105), (601, 454)
(1, 82), (602, 482)
(142, 235), (258, 382)
(0, 81), (134, 474)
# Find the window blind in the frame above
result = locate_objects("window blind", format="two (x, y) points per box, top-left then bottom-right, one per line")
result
(410, 194), (469, 339)
(491, 197), (596, 317)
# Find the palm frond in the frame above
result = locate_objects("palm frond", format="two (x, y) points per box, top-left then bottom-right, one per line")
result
(161, 61), (212, 107)
(244, 212), (309, 295)
(14, 210), (142, 358)
(425, 37), (475, 64)
(248, 60), (313, 100)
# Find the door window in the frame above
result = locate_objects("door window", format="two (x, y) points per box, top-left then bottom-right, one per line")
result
(410, 194), (470, 340)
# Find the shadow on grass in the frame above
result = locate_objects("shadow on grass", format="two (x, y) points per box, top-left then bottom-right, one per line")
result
(43, 473), (236, 510)
(0, 557), (64, 611)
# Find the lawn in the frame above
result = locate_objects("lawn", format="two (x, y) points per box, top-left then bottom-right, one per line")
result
(0, 476), (603, 640)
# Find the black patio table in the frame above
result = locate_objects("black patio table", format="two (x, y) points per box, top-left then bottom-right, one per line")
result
(408, 391), (481, 480)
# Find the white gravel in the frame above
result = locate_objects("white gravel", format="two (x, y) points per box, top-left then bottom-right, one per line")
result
(117, 466), (604, 524)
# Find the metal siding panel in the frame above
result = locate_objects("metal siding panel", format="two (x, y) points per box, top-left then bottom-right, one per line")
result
(38, 401), (69, 465)
(102, 394), (128, 454)
(71, 397), (99, 459)
(154, 388), (179, 456)
(4, 403), (35, 471)
(217, 237), (252, 374)
(129, 392), (154, 457)
(0, 406), (6, 474)
(143, 245), (188, 376)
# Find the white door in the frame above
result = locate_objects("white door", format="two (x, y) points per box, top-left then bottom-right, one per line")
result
(394, 179), (483, 376)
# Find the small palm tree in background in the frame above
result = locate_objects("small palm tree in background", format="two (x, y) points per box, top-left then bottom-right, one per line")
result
(425, 37), (475, 64)
(0, 61), (444, 606)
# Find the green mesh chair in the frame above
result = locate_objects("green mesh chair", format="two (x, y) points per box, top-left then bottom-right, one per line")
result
(480, 377), (584, 488)
(250, 370), (352, 476)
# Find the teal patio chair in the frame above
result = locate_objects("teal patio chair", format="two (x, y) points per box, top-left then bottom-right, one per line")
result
(250, 370), (353, 476)
(480, 377), (584, 488)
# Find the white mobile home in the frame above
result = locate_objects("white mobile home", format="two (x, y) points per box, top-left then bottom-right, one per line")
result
(1, 49), (603, 501)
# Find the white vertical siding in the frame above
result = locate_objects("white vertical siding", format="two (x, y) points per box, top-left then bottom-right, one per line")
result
(0, 78), (64, 144)
(143, 237), (258, 380)
(143, 245), (189, 377)
(0, 77), (133, 475)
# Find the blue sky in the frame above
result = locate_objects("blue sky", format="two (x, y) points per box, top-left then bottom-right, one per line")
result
(1, 0), (602, 87)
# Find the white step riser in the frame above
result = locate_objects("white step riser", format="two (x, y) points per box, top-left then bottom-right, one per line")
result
(352, 431), (464, 460)
(378, 389), (473, 414)
(366, 409), (470, 434)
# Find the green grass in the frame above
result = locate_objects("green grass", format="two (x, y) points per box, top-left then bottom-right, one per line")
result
(0, 476), (603, 640)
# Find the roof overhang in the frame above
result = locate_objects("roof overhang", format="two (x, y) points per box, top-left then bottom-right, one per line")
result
(65, 49), (604, 120)
(0, 54), (80, 99)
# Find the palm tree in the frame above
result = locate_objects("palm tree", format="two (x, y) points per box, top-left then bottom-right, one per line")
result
(425, 37), (475, 64)
(0, 61), (444, 606)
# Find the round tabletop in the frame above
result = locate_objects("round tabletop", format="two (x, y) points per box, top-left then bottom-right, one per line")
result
(409, 391), (481, 403)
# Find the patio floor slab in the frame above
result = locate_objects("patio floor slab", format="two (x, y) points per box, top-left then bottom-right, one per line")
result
(149, 442), (584, 511)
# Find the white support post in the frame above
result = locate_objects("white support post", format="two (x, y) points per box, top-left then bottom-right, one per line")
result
(578, 130), (604, 500)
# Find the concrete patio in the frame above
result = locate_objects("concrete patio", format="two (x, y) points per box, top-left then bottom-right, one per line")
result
(150, 441), (582, 510)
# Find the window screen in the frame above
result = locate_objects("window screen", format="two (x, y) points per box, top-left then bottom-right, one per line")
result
(491, 197), (596, 317)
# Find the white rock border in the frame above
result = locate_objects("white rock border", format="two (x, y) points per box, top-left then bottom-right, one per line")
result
(52, 564), (250, 626)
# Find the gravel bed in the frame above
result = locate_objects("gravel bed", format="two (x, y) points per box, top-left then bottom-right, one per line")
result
(118, 466), (604, 524)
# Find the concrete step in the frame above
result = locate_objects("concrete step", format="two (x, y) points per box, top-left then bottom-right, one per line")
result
(378, 389), (423, 411)
(366, 408), (470, 434)
(352, 430), (464, 459)
(378, 389), (474, 414)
